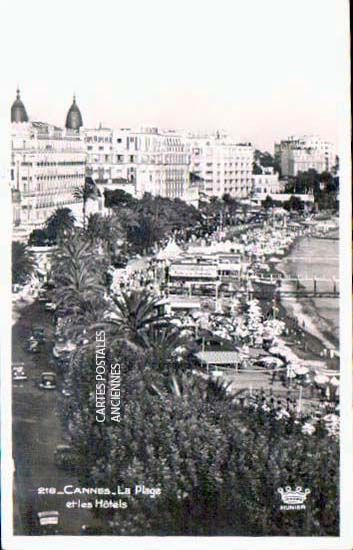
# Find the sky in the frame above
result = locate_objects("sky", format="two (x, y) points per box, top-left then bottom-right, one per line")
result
(0, 0), (349, 163)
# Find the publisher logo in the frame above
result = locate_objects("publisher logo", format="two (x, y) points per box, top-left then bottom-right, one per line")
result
(278, 486), (310, 510)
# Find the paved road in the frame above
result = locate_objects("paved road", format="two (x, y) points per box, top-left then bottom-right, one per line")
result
(12, 299), (91, 535)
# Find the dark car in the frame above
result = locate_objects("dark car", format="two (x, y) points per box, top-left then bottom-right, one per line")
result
(44, 301), (56, 311)
(112, 255), (128, 268)
(43, 280), (56, 290)
(32, 326), (45, 342)
(12, 364), (28, 382)
(37, 511), (60, 535)
(37, 290), (48, 303)
(38, 372), (57, 390)
(26, 337), (40, 353)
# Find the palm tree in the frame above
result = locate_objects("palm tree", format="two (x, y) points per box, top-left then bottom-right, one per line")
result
(45, 207), (75, 243)
(107, 289), (161, 350)
(110, 207), (140, 255)
(160, 372), (247, 407)
(86, 213), (104, 244)
(73, 177), (101, 230)
(62, 296), (107, 344)
(140, 324), (186, 371)
(12, 241), (35, 285)
(52, 234), (104, 312)
(56, 264), (104, 312)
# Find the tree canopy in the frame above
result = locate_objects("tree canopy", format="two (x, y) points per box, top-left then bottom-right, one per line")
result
(12, 241), (35, 285)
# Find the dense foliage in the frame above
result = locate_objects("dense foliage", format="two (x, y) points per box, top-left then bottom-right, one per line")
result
(61, 345), (339, 536)
(47, 192), (339, 537)
(285, 170), (339, 211)
(29, 207), (76, 246)
(103, 192), (202, 253)
(12, 241), (35, 285)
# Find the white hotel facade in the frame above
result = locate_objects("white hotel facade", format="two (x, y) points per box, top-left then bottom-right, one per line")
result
(10, 90), (280, 233)
(11, 91), (86, 232)
(188, 133), (254, 199)
(275, 135), (335, 177)
(84, 125), (192, 202)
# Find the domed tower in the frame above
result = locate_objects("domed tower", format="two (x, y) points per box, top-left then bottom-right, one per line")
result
(11, 88), (29, 123)
(65, 95), (83, 131)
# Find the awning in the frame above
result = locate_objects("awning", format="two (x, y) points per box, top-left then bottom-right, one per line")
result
(195, 351), (240, 365)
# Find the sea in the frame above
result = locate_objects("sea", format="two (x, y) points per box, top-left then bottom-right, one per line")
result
(278, 234), (339, 349)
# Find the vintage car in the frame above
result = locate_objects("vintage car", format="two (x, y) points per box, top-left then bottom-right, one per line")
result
(37, 290), (48, 303)
(38, 372), (57, 390)
(26, 337), (40, 353)
(32, 326), (45, 342)
(12, 364), (28, 382)
(44, 301), (56, 311)
(37, 511), (60, 535)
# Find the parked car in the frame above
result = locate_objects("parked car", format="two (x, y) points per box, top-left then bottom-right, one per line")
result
(26, 338), (40, 353)
(38, 372), (57, 390)
(44, 302), (56, 311)
(112, 256), (128, 268)
(38, 290), (47, 303)
(12, 364), (27, 382)
(32, 326), (45, 342)
(37, 511), (60, 535)
(43, 280), (55, 290)
(54, 444), (76, 471)
(56, 356), (71, 371)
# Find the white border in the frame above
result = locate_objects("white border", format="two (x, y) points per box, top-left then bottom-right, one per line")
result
(1, 1), (352, 549)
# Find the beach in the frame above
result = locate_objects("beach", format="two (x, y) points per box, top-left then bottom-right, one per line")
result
(277, 234), (339, 353)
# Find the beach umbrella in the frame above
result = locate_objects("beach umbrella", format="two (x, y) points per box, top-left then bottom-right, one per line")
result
(259, 356), (284, 367)
(314, 374), (329, 385)
(293, 365), (309, 375)
(191, 310), (202, 319)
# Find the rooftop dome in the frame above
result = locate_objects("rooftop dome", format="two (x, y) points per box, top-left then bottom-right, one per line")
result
(65, 95), (83, 130)
(11, 89), (29, 123)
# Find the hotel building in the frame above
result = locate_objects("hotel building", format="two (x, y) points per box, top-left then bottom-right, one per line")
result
(11, 90), (86, 232)
(188, 133), (254, 198)
(84, 125), (192, 203)
(253, 166), (284, 195)
(274, 135), (335, 177)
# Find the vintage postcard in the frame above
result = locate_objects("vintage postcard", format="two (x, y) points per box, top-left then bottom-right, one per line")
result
(1, 0), (352, 549)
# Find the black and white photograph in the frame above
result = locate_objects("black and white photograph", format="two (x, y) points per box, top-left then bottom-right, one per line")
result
(0, 0), (351, 549)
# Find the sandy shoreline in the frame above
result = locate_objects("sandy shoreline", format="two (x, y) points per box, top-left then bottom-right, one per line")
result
(275, 233), (339, 354)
